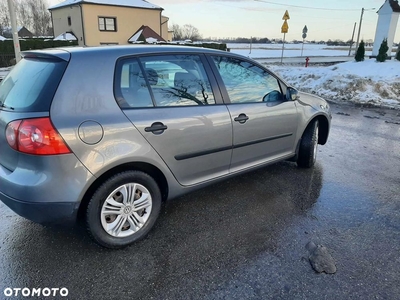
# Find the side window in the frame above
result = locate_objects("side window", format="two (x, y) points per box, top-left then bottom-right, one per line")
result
(114, 59), (154, 108)
(211, 56), (284, 103)
(139, 55), (215, 107)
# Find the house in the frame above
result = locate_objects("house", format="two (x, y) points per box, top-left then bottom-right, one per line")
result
(48, 0), (170, 46)
(2, 26), (34, 38)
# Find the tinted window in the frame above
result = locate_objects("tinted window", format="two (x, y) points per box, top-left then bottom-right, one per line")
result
(211, 56), (283, 103)
(114, 59), (154, 108)
(0, 58), (67, 112)
(139, 55), (215, 107)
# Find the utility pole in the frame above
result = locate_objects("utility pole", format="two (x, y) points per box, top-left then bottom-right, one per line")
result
(355, 7), (375, 55)
(355, 8), (365, 53)
(348, 22), (357, 56)
(7, 0), (21, 63)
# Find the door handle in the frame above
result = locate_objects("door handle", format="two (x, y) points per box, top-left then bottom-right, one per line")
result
(145, 122), (168, 134)
(234, 114), (249, 124)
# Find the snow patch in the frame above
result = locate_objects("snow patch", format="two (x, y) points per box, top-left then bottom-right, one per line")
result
(269, 60), (400, 109)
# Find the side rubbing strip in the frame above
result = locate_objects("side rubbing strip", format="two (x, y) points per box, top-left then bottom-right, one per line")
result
(233, 133), (293, 149)
(175, 146), (232, 161)
(174, 133), (293, 161)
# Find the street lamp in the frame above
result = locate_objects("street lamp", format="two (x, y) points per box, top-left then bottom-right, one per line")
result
(355, 7), (375, 54)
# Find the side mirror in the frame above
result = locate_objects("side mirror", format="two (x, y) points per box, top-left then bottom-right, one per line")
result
(287, 87), (300, 101)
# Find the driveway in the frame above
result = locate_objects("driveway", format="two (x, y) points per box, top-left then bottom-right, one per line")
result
(0, 103), (399, 299)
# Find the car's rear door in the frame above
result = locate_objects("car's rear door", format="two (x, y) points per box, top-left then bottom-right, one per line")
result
(116, 54), (232, 186)
(207, 55), (299, 173)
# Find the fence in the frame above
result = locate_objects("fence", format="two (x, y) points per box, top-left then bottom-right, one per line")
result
(0, 53), (15, 68)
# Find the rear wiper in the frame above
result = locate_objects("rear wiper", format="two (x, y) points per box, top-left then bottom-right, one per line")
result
(0, 102), (14, 110)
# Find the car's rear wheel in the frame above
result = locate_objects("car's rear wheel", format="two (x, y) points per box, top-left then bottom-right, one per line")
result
(86, 171), (161, 248)
(297, 120), (319, 168)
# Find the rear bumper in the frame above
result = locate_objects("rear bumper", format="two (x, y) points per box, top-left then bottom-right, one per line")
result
(0, 191), (79, 225)
(0, 153), (94, 225)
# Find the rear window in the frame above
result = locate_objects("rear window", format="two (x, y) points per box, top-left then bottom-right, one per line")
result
(0, 58), (67, 112)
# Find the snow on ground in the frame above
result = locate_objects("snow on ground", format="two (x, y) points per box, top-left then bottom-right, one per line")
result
(268, 59), (400, 109)
(229, 43), (396, 59)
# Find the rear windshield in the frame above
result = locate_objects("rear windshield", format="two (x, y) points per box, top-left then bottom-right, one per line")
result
(0, 57), (67, 112)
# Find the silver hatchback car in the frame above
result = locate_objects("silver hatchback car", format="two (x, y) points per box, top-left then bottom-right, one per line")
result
(0, 45), (331, 248)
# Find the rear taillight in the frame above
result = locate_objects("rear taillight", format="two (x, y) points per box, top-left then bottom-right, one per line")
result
(5, 118), (71, 155)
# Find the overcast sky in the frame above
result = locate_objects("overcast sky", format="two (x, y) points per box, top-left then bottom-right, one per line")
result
(48, 0), (400, 42)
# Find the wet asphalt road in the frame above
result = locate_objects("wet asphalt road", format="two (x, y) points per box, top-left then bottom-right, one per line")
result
(0, 103), (399, 299)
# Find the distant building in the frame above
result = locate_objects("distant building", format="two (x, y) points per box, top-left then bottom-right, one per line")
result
(2, 26), (34, 38)
(48, 0), (170, 46)
(372, 0), (400, 57)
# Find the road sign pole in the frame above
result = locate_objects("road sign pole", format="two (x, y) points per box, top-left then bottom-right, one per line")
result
(281, 33), (286, 64)
(301, 26), (308, 57)
(280, 10), (290, 64)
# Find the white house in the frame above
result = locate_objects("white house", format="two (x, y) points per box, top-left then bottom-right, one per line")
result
(372, 0), (400, 56)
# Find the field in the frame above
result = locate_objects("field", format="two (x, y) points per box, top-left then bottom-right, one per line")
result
(228, 43), (398, 59)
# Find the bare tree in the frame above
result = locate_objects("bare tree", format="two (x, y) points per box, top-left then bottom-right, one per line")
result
(181, 24), (201, 41)
(171, 23), (202, 41)
(26, 0), (51, 36)
(171, 24), (183, 41)
(0, 0), (11, 34)
(0, 0), (51, 36)
(16, 0), (32, 31)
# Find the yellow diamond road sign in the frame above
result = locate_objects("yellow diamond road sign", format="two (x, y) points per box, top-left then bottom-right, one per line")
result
(281, 20), (289, 33)
(283, 10), (290, 20)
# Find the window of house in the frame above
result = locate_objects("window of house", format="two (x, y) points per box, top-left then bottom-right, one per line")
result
(98, 17), (117, 32)
(211, 56), (284, 103)
(67, 16), (71, 26)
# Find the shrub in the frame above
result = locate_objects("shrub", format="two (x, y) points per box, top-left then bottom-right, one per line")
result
(396, 45), (400, 61)
(355, 40), (365, 62)
(376, 38), (389, 62)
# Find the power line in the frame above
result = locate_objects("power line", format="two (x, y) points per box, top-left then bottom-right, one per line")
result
(254, 0), (362, 11)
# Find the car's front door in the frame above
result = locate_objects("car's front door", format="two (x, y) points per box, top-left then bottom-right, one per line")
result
(115, 54), (232, 186)
(209, 55), (299, 172)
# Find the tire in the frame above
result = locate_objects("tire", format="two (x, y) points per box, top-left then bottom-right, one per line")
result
(86, 171), (161, 249)
(297, 120), (319, 168)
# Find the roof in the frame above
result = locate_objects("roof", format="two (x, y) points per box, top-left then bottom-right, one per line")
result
(48, 0), (162, 10)
(54, 32), (78, 41)
(390, 0), (400, 12)
(378, 0), (400, 13)
(22, 45), (227, 60)
(128, 25), (165, 43)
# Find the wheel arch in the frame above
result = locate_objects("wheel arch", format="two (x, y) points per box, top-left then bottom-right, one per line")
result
(315, 115), (330, 145)
(77, 162), (169, 220)
(302, 114), (329, 145)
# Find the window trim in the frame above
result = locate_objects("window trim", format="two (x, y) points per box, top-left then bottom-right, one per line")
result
(113, 53), (225, 109)
(98, 16), (117, 32)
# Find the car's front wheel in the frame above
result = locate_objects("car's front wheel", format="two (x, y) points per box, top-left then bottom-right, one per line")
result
(86, 171), (161, 248)
(297, 120), (319, 168)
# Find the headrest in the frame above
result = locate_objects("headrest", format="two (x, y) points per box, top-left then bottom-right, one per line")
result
(174, 72), (198, 89)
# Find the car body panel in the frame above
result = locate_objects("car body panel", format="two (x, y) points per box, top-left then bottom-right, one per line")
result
(0, 45), (331, 225)
(124, 106), (233, 186)
(226, 101), (299, 172)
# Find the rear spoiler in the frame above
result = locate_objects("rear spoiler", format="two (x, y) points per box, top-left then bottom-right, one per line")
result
(22, 49), (71, 62)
